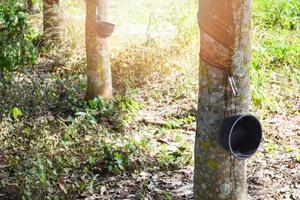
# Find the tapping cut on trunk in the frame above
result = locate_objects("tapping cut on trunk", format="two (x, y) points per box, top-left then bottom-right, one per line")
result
(194, 0), (252, 199)
(85, 0), (113, 99)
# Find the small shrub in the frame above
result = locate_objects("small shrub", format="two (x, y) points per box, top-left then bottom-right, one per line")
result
(0, 2), (38, 79)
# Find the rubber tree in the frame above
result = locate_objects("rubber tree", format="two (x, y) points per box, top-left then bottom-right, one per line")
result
(194, 0), (252, 199)
(85, 0), (112, 99)
(43, 0), (63, 44)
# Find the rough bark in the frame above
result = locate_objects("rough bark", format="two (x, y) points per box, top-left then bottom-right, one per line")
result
(194, 0), (252, 199)
(85, 0), (112, 99)
(43, 0), (63, 44)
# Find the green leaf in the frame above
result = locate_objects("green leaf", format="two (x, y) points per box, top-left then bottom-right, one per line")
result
(285, 145), (293, 153)
(10, 107), (22, 120)
(296, 154), (300, 162)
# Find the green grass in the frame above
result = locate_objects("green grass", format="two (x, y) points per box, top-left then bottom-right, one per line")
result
(253, 0), (300, 30)
(251, 0), (300, 116)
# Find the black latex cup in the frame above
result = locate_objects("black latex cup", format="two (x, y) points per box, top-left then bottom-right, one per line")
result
(219, 114), (262, 160)
(96, 21), (115, 38)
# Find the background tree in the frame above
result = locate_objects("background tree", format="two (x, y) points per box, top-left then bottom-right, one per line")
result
(85, 0), (112, 99)
(27, 0), (39, 13)
(194, 0), (252, 199)
(43, 0), (62, 44)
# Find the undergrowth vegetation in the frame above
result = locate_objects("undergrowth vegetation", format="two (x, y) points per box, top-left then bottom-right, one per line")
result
(0, 1), (38, 80)
(251, 0), (300, 117)
(0, 0), (299, 199)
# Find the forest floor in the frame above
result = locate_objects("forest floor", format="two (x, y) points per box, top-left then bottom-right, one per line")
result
(0, 0), (300, 199)
(0, 63), (299, 199)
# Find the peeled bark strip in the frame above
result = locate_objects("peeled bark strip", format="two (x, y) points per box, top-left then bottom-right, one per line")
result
(194, 0), (252, 199)
(43, 0), (63, 44)
(85, 0), (112, 99)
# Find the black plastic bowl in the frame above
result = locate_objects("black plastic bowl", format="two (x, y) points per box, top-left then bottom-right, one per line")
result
(96, 21), (115, 38)
(219, 114), (262, 160)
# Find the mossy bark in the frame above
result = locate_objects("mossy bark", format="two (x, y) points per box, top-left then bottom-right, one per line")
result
(194, 0), (252, 199)
(85, 0), (112, 99)
(43, 0), (63, 44)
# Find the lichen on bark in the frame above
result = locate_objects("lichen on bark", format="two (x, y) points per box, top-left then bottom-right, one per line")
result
(86, 0), (112, 99)
(194, 0), (252, 199)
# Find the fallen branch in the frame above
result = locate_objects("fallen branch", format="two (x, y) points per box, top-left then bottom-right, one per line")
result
(141, 118), (168, 126)
(140, 118), (196, 132)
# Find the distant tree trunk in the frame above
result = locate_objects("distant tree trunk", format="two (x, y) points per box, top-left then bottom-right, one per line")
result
(43, 0), (62, 44)
(85, 0), (112, 99)
(28, 0), (39, 14)
(194, 0), (252, 199)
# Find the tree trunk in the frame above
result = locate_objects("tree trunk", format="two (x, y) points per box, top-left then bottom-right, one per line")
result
(28, 0), (39, 14)
(85, 0), (112, 99)
(194, 0), (252, 199)
(43, 0), (62, 44)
